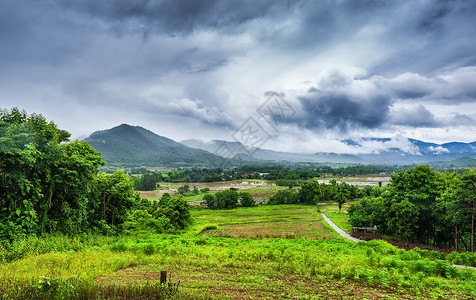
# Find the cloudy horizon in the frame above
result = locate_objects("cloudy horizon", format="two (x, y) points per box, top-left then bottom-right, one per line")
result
(1, 0), (476, 155)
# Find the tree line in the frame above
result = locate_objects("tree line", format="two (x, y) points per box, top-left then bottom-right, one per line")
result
(0, 108), (190, 242)
(269, 180), (361, 212)
(348, 165), (476, 252)
(130, 165), (397, 188)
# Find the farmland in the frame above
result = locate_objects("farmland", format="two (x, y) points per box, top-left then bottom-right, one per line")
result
(1, 202), (475, 299)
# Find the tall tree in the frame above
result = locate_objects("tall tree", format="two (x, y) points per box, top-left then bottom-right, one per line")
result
(462, 169), (476, 252)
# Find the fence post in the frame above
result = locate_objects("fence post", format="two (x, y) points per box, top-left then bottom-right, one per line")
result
(160, 271), (167, 284)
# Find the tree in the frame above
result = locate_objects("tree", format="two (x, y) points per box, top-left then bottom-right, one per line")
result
(89, 170), (136, 228)
(462, 169), (476, 252)
(299, 181), (321, 204)
(239, 192), (255, 207)
(269, 189), (299, 205)
(0, 108), (104, 238)
(386, 165), (446, 244)
(204, 190), (239, 209)
(134, 173), (157, 191)
(335, 192), (347, 213)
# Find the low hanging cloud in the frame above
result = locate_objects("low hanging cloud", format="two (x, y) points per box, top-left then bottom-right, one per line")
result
(165, 98), (236, 127)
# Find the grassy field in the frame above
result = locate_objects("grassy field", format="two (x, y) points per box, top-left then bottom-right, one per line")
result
(138, 180), (288, 204)
(1, 204), (475, 299)
(317, 201), (355, 233)
(187, 204), (333, 239)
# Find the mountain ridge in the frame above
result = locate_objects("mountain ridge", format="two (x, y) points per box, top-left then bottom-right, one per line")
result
(84, 124), (226, 167)
(83, 124), (476, 167)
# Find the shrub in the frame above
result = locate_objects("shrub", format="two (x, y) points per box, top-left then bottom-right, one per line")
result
(269, 189), (299, 205)
(239, 192), (256, 207)
(204, 190), (239, 209)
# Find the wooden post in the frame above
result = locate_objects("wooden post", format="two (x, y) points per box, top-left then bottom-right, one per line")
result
(160, 271), (167, 284)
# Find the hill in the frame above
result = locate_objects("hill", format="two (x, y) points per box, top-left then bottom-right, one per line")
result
(84, 124), (226, 167)
(430, 157), (476, 169)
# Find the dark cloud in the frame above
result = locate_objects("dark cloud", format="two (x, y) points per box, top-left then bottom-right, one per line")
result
(390, 105), (438, 127)
(59, 0), (287, 36)
(1, 0), (476, 148)
(297, 89), (391, 131)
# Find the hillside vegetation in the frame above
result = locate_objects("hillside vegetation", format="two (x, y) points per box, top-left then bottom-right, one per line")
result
(85, 124), (226, 167)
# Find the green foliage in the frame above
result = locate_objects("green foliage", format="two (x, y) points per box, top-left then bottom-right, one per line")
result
(239, 192), (256, 207)
(124, 195), (191, 234)
(0, 108), (105, 239)
(133, 173), (159, 190)
(348, 197), (385, 228)
(88, 170), (137, 230)
(204, 189), (239, 209)
(177, 185), (190, 195)
(123, 209), (172, 234)
(275, 179), (301, 187)
(299, 181), (321, 204)
(349, 166), (476, 250)
(298, 180), (360, 205)
(268, 189), (299, 204)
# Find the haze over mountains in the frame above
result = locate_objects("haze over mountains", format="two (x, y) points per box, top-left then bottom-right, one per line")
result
(83, 124), (476, 168)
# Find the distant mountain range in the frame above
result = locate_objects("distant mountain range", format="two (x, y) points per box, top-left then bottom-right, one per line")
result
(346, 138), (476, 164)
(182, 138), (476, 165)
(180, 139), (361, 163)
(83, 124), (476, 168)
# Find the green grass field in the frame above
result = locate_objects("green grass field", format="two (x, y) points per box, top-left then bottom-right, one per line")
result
(1, 203), (475, 299)
(317, 201), (354, 232)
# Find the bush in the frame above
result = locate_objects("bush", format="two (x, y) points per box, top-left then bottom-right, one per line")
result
(269, 189), (299, 205)
(204, 190), (239, 209)
(239, 192), (256, 207)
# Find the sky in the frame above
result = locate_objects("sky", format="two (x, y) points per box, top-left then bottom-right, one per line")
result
(1, 0), (476, 155)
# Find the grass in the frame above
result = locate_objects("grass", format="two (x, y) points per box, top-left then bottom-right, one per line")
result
(1, 203), (475, 299)
(317, 201), (355, 233)
(187, 204), (333, 240)
(2, 235), (475, 299)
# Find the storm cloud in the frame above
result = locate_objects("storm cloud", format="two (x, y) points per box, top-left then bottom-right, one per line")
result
(1, 0), (476, 153)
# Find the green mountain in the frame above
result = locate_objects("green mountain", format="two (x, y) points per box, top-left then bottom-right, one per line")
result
(84, 124), (225, 167)
(430, 157), (476, 169)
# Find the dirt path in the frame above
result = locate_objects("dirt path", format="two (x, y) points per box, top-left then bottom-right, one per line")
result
(321, 213), (361, 243)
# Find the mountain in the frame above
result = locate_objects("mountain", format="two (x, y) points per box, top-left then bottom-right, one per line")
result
(181, 139), (361, 163)
(345, 138), (476, 164)
(183, 137), (476, 165)
(84, 124), (226, 167)
(83, 124), (476, 167)
(430, 157), (476, 169)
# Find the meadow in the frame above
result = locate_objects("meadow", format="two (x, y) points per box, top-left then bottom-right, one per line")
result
(1, 204), (475, 299)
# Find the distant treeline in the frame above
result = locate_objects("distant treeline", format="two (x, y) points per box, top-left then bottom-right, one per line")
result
(131, 165), (398, 188)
